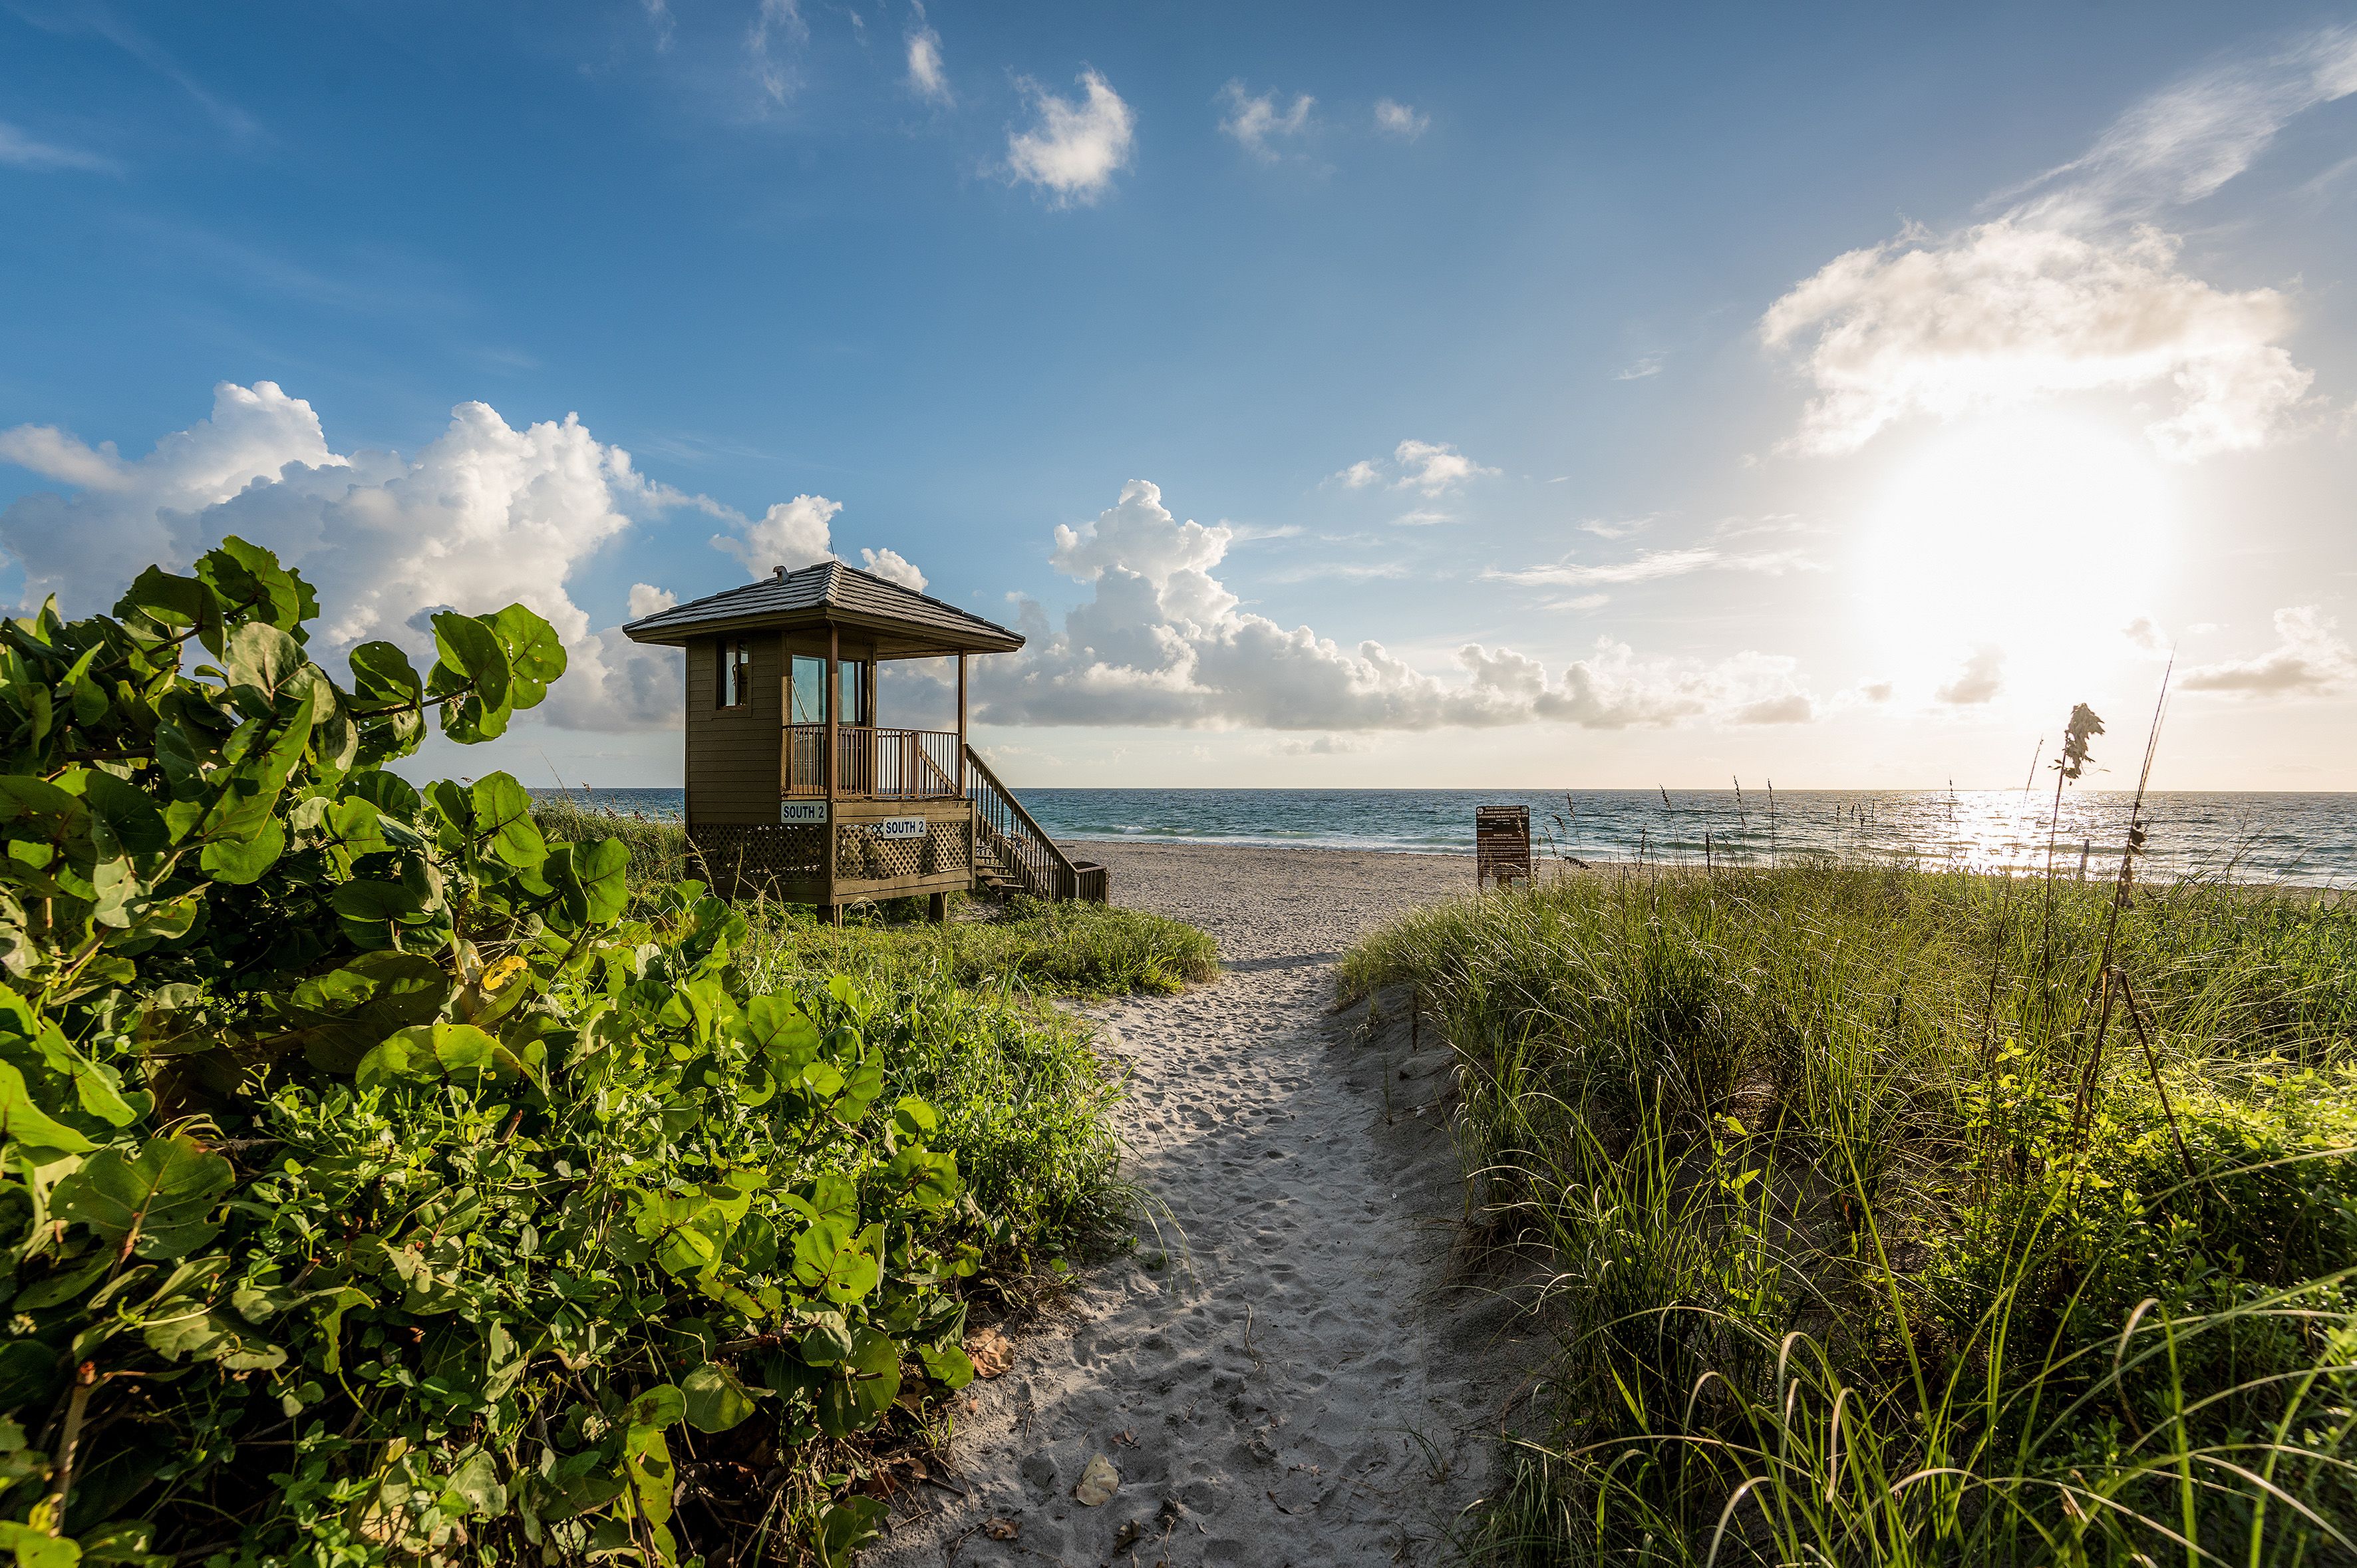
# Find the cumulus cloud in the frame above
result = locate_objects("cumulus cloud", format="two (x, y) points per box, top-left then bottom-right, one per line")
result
(2180, 605), (2356, 695)
(1373, 98), (1428, 139)
(1334, 438), (1497, 496)
(713, 494), (838, 577)
(1393, 438), (1495, 494)
(0, 121), (117, 174)
(859, 546), (927, 590)
(1762, 223), (2309, 460)
(1761, 28), (2357, 460)
(1935, 645), (2006, 705)
(1005, 69), (1134, 205)
(904, 8), (950, 103)
(0, 382), (882, 736)
(1217, 81), (1313, 160)
(969, 480), (1816, 732)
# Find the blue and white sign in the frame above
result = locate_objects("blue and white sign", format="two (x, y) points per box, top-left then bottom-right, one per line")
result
(779, 802), (827, 824)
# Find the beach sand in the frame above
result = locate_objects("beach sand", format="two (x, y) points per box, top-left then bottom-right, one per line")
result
(873, 844), (1539, 1567)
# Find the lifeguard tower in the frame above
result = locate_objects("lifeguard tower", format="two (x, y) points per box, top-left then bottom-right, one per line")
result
(623, 559), (1105, 918)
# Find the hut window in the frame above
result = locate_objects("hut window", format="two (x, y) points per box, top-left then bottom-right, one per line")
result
(717, 639), (750, 709)
(789, 656), (826, 724)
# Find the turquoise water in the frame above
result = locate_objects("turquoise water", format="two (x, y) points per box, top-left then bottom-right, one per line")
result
(536, 786), (2357, 886)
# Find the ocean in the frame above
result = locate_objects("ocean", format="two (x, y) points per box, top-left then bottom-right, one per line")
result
(536, 786), (2357, 887)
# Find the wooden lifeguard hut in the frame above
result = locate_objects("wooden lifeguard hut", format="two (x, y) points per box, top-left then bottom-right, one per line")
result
(622, 559), (1106, 918)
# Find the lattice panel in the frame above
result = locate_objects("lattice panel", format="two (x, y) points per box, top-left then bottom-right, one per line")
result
(835, 821), (969, 882)
(689, 824), (826, 887)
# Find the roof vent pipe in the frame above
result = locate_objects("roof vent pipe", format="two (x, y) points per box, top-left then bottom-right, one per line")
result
(773, 565), (786, 579)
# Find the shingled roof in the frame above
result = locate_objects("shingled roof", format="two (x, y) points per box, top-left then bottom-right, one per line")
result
(621, 559), (1024, 657)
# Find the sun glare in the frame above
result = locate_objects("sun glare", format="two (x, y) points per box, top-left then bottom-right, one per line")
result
(1855, 414), (2173, 695)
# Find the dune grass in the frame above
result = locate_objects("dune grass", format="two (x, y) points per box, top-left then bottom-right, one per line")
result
(535, 798), (1216, 997)
(1342, 860), (2357, 1565)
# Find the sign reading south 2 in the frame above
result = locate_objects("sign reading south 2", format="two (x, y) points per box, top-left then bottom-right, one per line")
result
(780, 802), (826, 824)
(878, 817), (927, 839)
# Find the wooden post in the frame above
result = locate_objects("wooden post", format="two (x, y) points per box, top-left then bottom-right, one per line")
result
(928, 891), (947, 924)
(955, 654), (967, 794)
(824, 624), (838, 920)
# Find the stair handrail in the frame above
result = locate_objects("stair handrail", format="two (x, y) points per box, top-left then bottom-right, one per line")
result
(964, 743), (1085, 893)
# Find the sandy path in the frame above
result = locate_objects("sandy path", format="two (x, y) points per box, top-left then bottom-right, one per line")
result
(874, 845), (1535, 1568)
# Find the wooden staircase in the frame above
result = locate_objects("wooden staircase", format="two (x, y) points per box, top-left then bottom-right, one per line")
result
(965, 744), (1108, 903)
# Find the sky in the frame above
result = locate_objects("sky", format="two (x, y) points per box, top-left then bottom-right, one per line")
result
(2, 2), (2355, 792)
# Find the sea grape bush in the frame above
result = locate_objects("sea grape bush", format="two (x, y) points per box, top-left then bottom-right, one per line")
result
(0, 538), (991, 1565)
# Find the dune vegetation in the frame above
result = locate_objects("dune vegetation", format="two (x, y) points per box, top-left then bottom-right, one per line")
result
(533, 799), (1218, 999)
(1344, 794), (2357, 1561)
(0, 538), (1198, 1568)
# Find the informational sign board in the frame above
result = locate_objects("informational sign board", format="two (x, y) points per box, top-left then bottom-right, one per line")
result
(779, 802), (827, 824)
(1476, 804), (1533, 890)
(878, 816), (927, 840)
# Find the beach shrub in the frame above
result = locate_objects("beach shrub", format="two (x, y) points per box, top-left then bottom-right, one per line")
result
(0, 540), (1103, 1567)
(1345, 863), (2357, 1564)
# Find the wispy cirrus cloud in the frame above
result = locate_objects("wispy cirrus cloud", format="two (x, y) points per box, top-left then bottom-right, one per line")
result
(745, 0), (808, 103)
(1486, 545), (1807, 588)
(1762, 26), (2357, 462)
(0, 122), (118, 174)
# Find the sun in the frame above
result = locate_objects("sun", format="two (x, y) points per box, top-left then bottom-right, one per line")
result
(1855, 413), (2173, 694)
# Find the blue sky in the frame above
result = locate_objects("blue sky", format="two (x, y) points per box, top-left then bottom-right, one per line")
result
(4, 2), (2355, 789)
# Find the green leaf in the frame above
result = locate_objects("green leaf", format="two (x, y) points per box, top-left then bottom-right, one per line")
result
(814, 1327), (901, 1438)
(430, 1021), (499, 1082)
(342, 767), (421, 822)
(742, 994), (820, 1062)
(114, 565), (218, 643)
(816, 1496), (888, 1567)
(198, 816), (285, 885)
(347, 641), (422, 703)
(681, 1362), (761, 1432)
(561, 838), (628, 927)
(82, 772), (168, 856)
(488, 604), (566, 709)
(0, 1061), (96, 1154)
(54, 1136), (234, 1261)
(0, 1519), (82, 1568)
(443, 1449), (508, 1518)
(353, 1028), (440, 1090)
(469, 772), (546, 868)
(917, 1343), (976, 1390)
(431, 612), (510, 710)
(197, 537), (313, 638)
(327, 879), (425, 949)
(222, 621), (302, 710)
(623, 1382), (686, 1435)
(891, 1096), (940, 1139)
